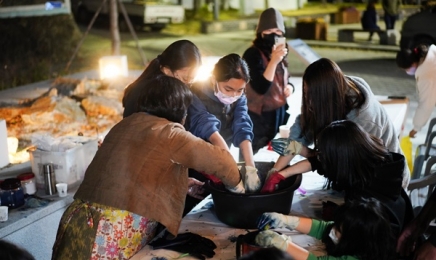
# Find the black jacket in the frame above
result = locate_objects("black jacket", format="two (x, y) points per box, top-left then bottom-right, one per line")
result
(309, 152), (414, 237)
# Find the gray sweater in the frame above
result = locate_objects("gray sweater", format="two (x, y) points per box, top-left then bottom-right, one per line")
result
(289, 76), (410, 188)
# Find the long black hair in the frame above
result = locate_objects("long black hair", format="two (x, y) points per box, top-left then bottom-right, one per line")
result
(396, 44), (429, 69)
(138, 75), (193, 123)
(300, 58), (365, 143)
(322, 198), (396, 260)
(138, 39), (201, 80)
(122, 40), (200, 114)
(316, 120), (390, 192)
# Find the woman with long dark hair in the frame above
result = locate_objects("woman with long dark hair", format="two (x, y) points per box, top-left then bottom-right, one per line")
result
(123, 40), (230, 151)
(266, 58), (409, 191)
(262, 120), (414, 239)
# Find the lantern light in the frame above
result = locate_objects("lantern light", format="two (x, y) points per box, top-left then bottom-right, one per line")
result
(99, 55), (128, 80)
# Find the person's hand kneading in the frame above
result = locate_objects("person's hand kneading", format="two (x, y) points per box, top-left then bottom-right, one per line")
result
(244, 166), (261, 193)
(226, 179), (245, 194)
(255, 230), (291, 251)
(258, 212), (300, 230)
(261, 170), (285, 193)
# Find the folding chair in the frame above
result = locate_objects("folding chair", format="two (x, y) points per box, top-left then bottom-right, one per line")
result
(407, 156), (436, 236)
(424, 118), (436, 144)
(411, 131), (436, 180)
(408, 157), (436, 209)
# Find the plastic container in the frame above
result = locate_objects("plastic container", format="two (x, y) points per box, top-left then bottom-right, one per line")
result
(17, 172), (37, 195)
(205, 162), (302, 229)
(28, 137), (98, 189)
(0, 178), (25, 209)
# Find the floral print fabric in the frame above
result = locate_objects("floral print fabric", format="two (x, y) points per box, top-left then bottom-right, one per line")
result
(52, 199), (158, 260)
(91, 205), (158, 259)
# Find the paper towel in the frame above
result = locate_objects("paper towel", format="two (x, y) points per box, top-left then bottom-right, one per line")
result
(0, 120), (10, 168)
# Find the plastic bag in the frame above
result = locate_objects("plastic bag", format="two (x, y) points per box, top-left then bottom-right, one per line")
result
(400, 136), (413, 174)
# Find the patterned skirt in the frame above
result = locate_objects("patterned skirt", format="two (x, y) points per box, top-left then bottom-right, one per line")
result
(52, 199), (158, 260)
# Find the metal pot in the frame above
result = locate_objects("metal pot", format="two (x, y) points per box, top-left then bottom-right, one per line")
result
(205, 162), (302, 229)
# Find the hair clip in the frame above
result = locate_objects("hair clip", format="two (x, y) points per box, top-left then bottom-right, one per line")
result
(413, 48), (418, 54)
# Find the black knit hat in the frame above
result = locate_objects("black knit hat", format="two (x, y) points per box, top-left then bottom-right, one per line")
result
(255, 8), (285, 34)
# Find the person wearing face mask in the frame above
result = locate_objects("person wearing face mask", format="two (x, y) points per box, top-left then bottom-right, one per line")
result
(123, 40), (230, 152)
(242, 7), (293, 154)
(255, 198), (397, 260)
(396, 44), (436, 138)
(183, 54), (261, 214)
(187, 53), (257, 173)
(263, 120), (414, 240)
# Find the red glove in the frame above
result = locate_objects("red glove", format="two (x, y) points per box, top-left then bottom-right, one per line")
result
(261, 172), (286, 193)
(200, 171), (222, 185)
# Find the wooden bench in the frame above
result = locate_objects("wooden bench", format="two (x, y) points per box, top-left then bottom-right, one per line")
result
(338, 28), (396, 45)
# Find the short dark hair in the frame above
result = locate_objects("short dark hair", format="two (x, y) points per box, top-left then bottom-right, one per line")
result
(396, 44), (429, 69)
(316, 120), (391, 191)
(213, 53), (250, 83)
(138, 75), (193, 123)
(0, 240), (35, 260)
(322, 197), (396, 260)
(238, 247), (292, 260)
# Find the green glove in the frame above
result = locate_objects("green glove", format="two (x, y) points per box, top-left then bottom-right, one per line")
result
(255, 230), (291, 251)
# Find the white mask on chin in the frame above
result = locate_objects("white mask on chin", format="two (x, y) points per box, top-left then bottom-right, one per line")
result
(405, 66), (417, 76)
(329, 227), (340, 245)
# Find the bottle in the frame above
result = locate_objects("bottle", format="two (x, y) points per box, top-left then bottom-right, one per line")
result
(43, 163), (57, 195)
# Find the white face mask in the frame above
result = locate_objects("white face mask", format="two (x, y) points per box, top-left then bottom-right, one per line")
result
(214, 83), (241, 105)
(405, 66), (417, 76)
(329, 227), (340, 245)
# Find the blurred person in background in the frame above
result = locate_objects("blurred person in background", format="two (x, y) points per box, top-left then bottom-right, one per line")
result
(382, 0), (401, 30)
(396, 44), (436, 138)
(361, 1), (380, 41)
(243, 7), (293, 154)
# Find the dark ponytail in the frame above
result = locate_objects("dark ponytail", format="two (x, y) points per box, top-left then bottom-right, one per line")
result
(396, 44), (429, 69)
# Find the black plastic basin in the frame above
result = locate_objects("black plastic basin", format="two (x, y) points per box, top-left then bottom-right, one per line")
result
(205, 162), (302, 229)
